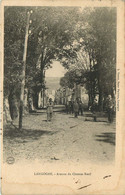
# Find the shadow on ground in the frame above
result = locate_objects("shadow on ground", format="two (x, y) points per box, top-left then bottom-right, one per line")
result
(3, 126), (58, 143)
(95, 132), (115, 145)
(29, 112), (45, 115)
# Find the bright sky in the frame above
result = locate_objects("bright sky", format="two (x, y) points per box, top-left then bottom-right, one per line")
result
(45, 61), (66, 78)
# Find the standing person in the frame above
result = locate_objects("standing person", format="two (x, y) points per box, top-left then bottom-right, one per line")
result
(46, 98), (54, 122)
(69, 101), (72, 114)
(106, 95), (113, 123)
(71, 100), (74, 114)
(65, 101), (69, 114)
(91, 98), (98, 121)
(78, 100), (84, 116)
(73, 101), (79, 118)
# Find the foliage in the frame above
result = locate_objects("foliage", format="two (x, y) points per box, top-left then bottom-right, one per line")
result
(79, 7), (116, 97)
(4, 7), (80, 94)
(4, 6), (116, 112)
(60, 7), (116, 109)
(4, 7), (27, 97)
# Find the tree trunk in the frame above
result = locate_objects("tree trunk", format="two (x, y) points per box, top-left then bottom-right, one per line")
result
(98, 85), (103, 111)
(3, 97), (12, 124)
(38, 91), (42, 108)
(28, 91), (35, 112)
(88, 93), (91, 109)
(8, 93), (18, 120)
(89, 54), (93, 106)
(23, 88), (29, 114)
(33, 92), (38, 109)
(19, 12), (31, 130)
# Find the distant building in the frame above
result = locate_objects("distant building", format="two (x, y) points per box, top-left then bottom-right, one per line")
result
(55, 84), (89, 108)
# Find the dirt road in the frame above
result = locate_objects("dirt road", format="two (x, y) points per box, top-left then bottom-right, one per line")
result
(3, 111), (115, 165)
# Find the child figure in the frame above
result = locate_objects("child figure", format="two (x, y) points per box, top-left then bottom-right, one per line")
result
(46, 98), (54, 121)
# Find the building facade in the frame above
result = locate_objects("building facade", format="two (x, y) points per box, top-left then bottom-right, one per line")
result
(55, 84), (89, 108)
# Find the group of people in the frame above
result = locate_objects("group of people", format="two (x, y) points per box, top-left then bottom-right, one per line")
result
(46, 95), (115, 123)
(89, 95), (115, 123)
(65, 100), (84, 118)
(46, 98), (84, 122)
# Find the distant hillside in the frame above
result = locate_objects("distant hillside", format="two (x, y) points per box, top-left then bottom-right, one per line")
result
(45, 77), (61, 92)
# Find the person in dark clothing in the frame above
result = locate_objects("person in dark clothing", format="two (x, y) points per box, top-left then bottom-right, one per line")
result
(69, 101), (73, 114)
(78, 100), (84, 116)
(91, 99), (98, 122)
(73, 101), (79, 118)
(70, 101), (74, 114)
(65, 101), (69, 114)
(106, 95), (114, 123)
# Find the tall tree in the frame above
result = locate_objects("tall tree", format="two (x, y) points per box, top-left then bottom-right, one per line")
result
(59, 8), (116, 110)
(4, 6), (80, 121)
(26, 7), (80, 107)
(78, 7), (116, 110)
(4, 7), (28, 121)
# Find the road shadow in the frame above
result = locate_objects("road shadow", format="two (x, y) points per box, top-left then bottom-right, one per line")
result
(95, 132), (115, 145)
(42, 120), (47, 122)
(85, 118), (108, 122)
(3, 126), (58, 143)
(29, 112), (45, 115)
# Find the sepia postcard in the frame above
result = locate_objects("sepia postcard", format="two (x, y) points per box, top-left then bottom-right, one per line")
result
(0, 0), (125, 194)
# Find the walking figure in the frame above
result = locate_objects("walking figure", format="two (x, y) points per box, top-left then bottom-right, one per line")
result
(73, 101), (79, 118)
(78, 100), (84, 116)
(90, 98), (98, 122)
(106, 95), (113, 123)
(46, 98), (54, 122)
(65, 101), (70, 114)
(69, 101), (72, 114)
(70, 101), (74, 114)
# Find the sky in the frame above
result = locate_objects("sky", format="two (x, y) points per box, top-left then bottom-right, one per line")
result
(45, 61), (66, 78)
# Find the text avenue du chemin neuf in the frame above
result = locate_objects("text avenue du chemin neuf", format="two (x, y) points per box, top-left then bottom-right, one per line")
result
(34, 172), (91, 176)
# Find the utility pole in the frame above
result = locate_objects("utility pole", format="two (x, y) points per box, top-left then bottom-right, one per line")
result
(19, 10), (32, 130)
